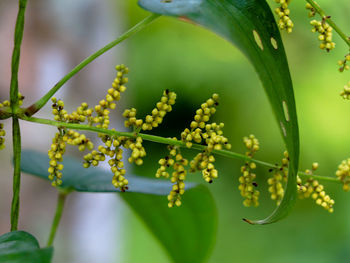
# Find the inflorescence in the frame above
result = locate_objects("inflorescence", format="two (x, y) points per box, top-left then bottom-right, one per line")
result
(297, 163), (334, 213)
(306, 4), (335, 52)
(274, 0), (294, 33)
(44, 64), (346, 210)
(239, 135), (260, 207)
(156, 94), (232, 207)
(0, 92), (24, 150)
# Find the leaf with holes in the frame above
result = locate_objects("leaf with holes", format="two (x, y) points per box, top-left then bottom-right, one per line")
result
(138, 0), (299, 224)
(0, 231), (53, 263)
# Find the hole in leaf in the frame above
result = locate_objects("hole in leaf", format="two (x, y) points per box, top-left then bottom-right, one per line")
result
(282, 101), (290, 122)
(271, 37), (278, 49)
(253, 30), (264, 50)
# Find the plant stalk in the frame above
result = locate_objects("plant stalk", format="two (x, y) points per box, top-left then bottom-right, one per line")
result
(11, 118), (22, 231)
(21, 115), (341, 185)
(47, 191), (69, 246)
(10, 0), (27, 231)
(25, 13), (161, 117)
(305, 0), (350, 48)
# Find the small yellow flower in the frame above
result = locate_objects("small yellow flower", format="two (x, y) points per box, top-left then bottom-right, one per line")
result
(274, 0), (294, 33)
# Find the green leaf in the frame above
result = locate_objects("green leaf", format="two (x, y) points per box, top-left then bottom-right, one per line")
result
(122, 185), (217, 263)
(0, 231), (53, 263)
(138, 0), (299, 224)
(21, 150), (196, 194)
(21, 150), (217, 262)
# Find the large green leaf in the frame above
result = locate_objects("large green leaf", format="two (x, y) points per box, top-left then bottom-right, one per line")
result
(21, 150), (196, 194)
(0, 231), (53, 263)
(138, 0), (299, 224)
(21, 150), (217, 262)
(122, 185), (217, 263)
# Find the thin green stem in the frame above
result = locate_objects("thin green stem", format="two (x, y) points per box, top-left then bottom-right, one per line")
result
(20, 115), (341, 185)
(305, 0), (350, 48)
(10, 0), (27, 113)
(11, 118), (22, 231)
(47, 190), (69, 246)
(24, 14), (161, 117)
(10, 0), (27, 232)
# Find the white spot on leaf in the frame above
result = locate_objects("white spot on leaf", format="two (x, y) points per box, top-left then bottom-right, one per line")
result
(253, 30), (264, 50)
(271, 37), (278, 49)
(282, 101), (290, 122)
(280, 121), (287, 137)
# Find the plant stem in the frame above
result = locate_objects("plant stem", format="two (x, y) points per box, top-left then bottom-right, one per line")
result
(21, 115), (341, 185)
(11, 118), (22, 231)
(10, 0), (27, 232)
(24, 13), (161, 117)
(10, 0), (27, 113)
(47, 190), (69, 246)
(305, 0), (350, 48)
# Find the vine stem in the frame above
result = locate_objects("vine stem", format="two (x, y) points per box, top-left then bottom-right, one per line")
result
(10, 0), (28, 231)
(24, 13), (161, 117)
(21, 116), (341, 185)
(305, 0), (350, 48)
(47, 190), (69, 246)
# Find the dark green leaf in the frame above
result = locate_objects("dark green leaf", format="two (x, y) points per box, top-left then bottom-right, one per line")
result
(21, 150), (196, 194)
(138, 0), (299, 224)
(0, 231), (53, 263)
(122, 185), (217, 263)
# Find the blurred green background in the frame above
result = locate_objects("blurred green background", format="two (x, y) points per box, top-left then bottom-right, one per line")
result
(1, 0), (350, 262)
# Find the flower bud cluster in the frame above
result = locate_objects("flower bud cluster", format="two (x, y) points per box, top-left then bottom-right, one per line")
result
(335, 158), (350, 191)
(123, 90), (176, 130)
(305, 3), (316, 17)
(274, 0), (293, 33)
(310, 19), (335, 52)
(93, 65), (128, 129)
(297, 163), (334, 213)
(267, 151), (289, 205)
(239, 135), (260, 207)
(0, 123), (5, 150)
(48, 132), (66, 187)
(0, 92), (24, 108)
(190, 151), (218, 183)
(340, 81), (350, 100)
(338, 53), (350, 72)
(156, 145), (188, 207)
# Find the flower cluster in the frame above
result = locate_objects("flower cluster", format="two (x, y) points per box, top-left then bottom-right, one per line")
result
(335, 158), (350, 191)
(305, 3), (316, 18)
(156, 94), (231, 207)
(310, 19), (335, 52)
(156, 145), (188, 207)
(274, 0), (293, 33)
(340, 81), (350, 100)
(48, 132), (65, 186)
(297, 163), (334, 213)
(267, 151), (289, 205)
(0, 92), (24, 108)
(0, 123), (5, 150)
(182, 94), (231, 184)
(338, 53), (350, 72)
(0, 92), (24, 151)
(239, 135), (260, 207)
(123, 90), (176, 131)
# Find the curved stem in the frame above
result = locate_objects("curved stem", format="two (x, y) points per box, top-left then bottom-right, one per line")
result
(47, 190), (69, 246)
(305, 0), (350, 48)
(24, 14), (161, 117)
(21, 115), (341, 185)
